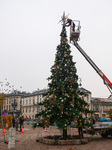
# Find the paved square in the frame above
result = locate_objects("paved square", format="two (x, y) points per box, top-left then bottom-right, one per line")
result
(0, 123), (112, 150)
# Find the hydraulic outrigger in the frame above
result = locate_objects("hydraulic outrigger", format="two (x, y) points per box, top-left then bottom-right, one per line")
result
(69, 20), (112, 98)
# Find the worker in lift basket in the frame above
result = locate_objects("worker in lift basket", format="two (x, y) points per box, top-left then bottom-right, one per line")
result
(65, 18), (75, 32)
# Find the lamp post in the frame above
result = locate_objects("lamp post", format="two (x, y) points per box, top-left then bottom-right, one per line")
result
(13, 90), (16, 116)
(20, 86), (22, 115)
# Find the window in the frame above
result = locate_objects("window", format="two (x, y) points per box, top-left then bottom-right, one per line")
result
(96, 106), (99, 111)
(33, 98), (35, 105)
(33, 107), (35, 112)
(37, 106), (39, 113)
(104, 106), (106, 111)
(37, 95), (39, 103)
(26, 100), (28, 105)
(29, 107), (31, 112)
(93, 106), (96, 111)
(26, 108), (27, 113)
(87, 96), (89, 103)
(29, 99), (31, 105)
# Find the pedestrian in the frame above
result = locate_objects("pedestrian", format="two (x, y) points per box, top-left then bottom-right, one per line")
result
(77, 115), (84, 138)
(65, 18), (75, 32)
(92, 117), (95, 124)
(78, 126), (83, 138)
(19, 114), (23, 132)
(22, 116), (24, 128)
(12, 115), (16, 128)
(15, 117), (19, 131)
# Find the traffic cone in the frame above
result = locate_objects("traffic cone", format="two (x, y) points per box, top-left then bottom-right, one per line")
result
(44, 127), (47, 132)
(3, 128), (5, 133)
(21, 127), (24, 133)
(75, 127), (77, 133)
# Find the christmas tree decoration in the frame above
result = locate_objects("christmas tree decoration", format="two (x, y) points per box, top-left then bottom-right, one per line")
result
(72, 94), (75, 104)
(61, 84), (64, 92)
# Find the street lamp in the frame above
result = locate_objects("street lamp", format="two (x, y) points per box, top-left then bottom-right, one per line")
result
(13, 90), (16, 116)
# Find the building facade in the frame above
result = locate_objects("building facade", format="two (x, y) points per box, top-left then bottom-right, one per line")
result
(21, 89), (47, 119)
(79, 87), (92, 110)
(3, 91), (24, 116)
(91, 97), (112, 118)
(3, 88), (92, 119)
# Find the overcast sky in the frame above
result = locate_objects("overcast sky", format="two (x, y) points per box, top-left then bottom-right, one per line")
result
(0, 0), (112, 98)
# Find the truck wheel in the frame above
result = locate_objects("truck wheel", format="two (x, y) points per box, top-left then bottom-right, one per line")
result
(101, 132), (108, 138)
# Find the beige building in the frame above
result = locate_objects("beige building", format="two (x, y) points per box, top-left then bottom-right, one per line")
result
(21, 89), (47, 119)
(3, 91), (23, 116)
(91, 97), (112, 118)
(3, 89), (47, 119)
(79, 87), (92, 110)
(3, 88), (92, 119)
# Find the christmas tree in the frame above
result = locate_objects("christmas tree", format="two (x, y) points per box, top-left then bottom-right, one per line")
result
(36, 24), (92, 140)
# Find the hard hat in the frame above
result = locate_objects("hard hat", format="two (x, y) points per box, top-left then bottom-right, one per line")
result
(67, 18), (70, 21)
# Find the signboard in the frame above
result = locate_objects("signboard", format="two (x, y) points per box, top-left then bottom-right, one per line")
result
(4, 112), (8, 116)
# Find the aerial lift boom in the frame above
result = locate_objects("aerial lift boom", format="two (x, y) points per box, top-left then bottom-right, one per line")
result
(69, 20), (112, 97)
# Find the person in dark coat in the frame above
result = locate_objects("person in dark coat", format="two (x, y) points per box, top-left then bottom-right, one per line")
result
(92, 117), (95, 124)
(19, 114), (23, 132)
(15, 118), (19, 131)
(12, 115), (16, 128)
(77, 115), (84, 138)
(65, 18), (75, 32)
(22, 116), (24, 128)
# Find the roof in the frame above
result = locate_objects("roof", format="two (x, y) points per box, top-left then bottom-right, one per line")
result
(5, 87), (91, 98)
(92, 97), (112, 103)
(23, 89), (48, 97)
(6, 90), (30, 97)
(79, 87), (91, 94)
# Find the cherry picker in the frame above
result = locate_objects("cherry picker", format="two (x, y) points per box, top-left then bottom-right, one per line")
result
(68, 20), (112, 98)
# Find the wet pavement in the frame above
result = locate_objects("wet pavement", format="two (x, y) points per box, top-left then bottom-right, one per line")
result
(0, 124), (112, 150)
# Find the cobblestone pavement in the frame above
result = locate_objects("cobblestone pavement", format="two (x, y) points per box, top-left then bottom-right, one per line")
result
(0, 123), (112, 150)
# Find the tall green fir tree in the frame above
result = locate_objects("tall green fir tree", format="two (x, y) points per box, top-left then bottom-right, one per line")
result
(36, 25), (93, 139)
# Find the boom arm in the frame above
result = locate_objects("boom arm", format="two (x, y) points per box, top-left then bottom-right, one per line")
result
(72, 40), (112, 96)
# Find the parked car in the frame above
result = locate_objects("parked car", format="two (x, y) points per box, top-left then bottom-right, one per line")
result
(99, 117), (111, 121)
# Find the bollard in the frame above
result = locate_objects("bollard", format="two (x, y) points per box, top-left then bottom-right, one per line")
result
(8, 127), (16, 149)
